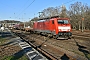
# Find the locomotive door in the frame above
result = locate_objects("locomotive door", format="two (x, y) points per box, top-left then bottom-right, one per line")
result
(51, 20), (55, 31)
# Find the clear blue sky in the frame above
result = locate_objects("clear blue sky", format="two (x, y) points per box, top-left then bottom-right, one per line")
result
(0, 0), (90, 22)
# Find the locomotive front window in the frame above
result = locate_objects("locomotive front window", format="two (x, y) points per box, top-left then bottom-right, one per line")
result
(58, 20), (69, 24)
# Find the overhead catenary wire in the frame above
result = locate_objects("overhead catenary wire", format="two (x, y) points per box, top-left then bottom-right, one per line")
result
(16, 0), (29, 14)
(17, 0), (75, 20)
(17, 0), (35, 17)
(64, 0), (75, 4)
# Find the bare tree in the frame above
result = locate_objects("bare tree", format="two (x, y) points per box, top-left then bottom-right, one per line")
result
(40, 7), (55, 18)
(69, 2), (88, 30)
(40, 7), (61, 18)
(60, 4), (68, 18)
(84, 7), (90, 30)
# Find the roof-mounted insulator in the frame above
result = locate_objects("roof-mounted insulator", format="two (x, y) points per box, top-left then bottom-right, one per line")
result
(39, 15), (60, 20)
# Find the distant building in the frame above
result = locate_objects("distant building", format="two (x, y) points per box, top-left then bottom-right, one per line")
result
(0, 24), (1, 27)
(0, 20), (22, 28)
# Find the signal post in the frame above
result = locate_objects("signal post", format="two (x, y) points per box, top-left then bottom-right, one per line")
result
(81, 18), (84, 32)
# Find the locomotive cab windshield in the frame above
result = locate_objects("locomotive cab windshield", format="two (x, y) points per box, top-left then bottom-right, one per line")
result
(57, 20), (69, 24)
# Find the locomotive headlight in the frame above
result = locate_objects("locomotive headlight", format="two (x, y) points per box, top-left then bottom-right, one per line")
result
(68, 29), (70, 31)
(59, 29), (61, 31)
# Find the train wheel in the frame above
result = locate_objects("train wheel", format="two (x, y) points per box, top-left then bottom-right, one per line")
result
(53, 35), (57, 39)
(68, 36), (71, 39)
(48, 34), (53, 38)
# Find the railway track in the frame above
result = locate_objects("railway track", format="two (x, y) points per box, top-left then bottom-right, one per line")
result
(15, 32), (58, 60)
(71, 31), (90, 50)
(11, 30), (90, 60)
(18, 38), (49, 60)
(72, 30), (90, 38)
(72, 34), (90, 42)
(72, 33), (90, 38)
(15, 33), (77, 60)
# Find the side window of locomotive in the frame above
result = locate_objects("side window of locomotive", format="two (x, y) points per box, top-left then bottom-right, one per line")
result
(52, 20), (54, 24)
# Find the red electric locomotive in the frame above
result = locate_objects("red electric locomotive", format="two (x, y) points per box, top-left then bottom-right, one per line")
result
(33, 16), (72, 39)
